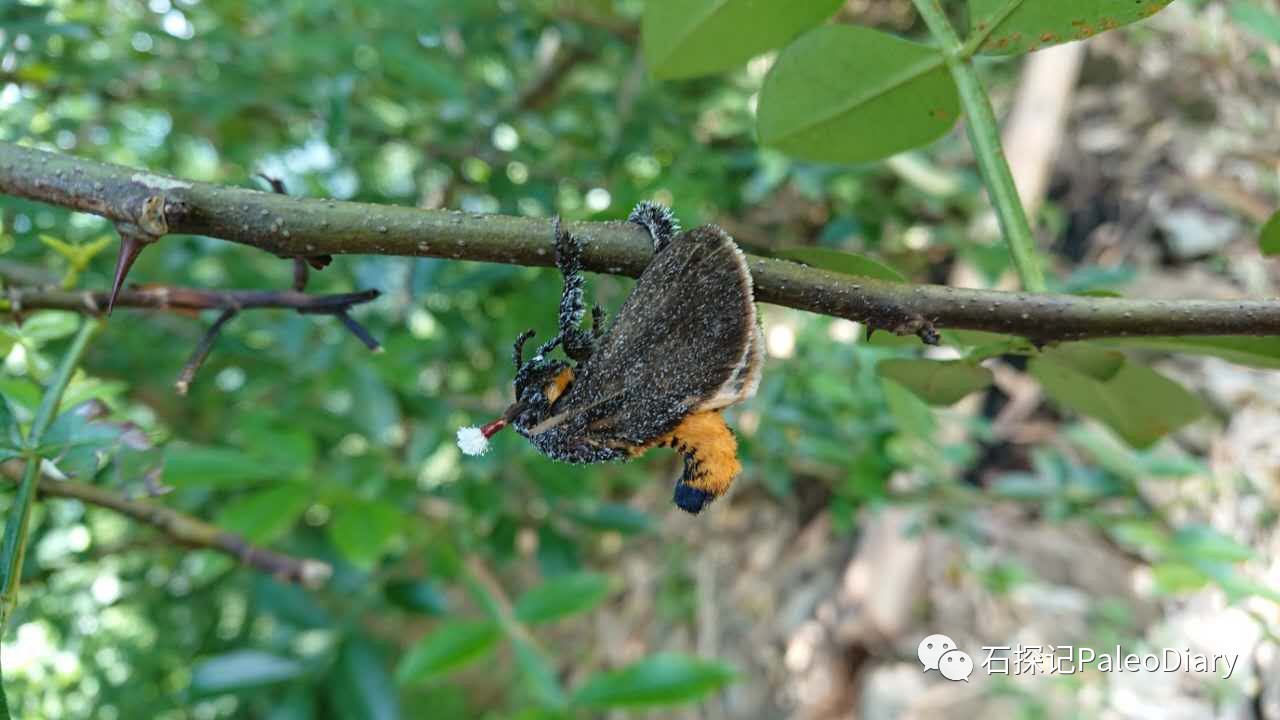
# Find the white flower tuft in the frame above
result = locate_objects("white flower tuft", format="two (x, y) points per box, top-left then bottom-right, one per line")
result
(456, 426), (491, 456)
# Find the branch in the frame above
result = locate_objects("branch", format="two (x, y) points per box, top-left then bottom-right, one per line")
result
(913, 0), (1047, 292)
(0, 464), (333, 589)
(0, 284), (380, 316)
(3, 141), (1280, 343)
(0, 284), (382, 393)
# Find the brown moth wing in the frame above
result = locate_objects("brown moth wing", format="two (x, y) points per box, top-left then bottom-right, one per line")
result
(546, 225), (758, 448)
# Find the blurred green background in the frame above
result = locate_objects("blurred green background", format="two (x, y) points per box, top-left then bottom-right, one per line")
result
(3, 0), (1280, 718)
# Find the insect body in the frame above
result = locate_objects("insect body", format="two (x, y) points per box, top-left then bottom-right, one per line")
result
(458, 202), (763, 514)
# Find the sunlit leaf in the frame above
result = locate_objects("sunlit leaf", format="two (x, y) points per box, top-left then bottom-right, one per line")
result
(758, 25), (958, 163)
(642, 0), (843, 79)
(971, 0), (1176, 55)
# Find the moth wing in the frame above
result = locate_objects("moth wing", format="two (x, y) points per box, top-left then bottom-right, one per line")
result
(549, 225), (759, 446)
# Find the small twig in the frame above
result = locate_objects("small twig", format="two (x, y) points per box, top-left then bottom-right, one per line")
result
(334, 310), (382, 352)
(0, 464), (332, 588)
(175, 307), (239, 396)
(0, 285), (380, 315)
(0, 284), (382, 393)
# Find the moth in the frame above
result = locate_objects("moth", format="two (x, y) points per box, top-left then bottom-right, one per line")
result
(457, 202), (763, 514)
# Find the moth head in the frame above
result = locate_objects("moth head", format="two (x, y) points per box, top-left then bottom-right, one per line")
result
(457, 330), (573, 454)
(508, 353), (571, 434)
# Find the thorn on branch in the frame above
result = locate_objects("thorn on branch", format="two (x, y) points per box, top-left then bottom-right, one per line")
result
(292, 257), (309, 291)
(175, 307), (239, 396)
(108, 227), (153, 315)
(255, 173), (288, 195)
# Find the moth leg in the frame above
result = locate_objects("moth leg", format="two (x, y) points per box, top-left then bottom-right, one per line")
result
(590, 304), (607, 340)
(553, 216), (596, 362)
(628, 201), (680, 253)
(660, 410), (741, 514)
(512, 328), (536, 371)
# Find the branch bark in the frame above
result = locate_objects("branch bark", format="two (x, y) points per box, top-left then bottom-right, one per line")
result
(0, 464), (332, 589)
(3, 141), (1279, 343)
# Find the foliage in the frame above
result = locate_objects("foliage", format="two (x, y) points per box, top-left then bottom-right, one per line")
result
(0, 0), (1275, 717)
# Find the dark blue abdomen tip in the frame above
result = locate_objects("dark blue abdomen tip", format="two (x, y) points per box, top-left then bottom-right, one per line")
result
(673, 483), (714, 515)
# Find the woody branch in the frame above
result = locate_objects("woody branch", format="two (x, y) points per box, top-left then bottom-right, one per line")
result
(2, 140), (1279, 344)
(0, 463), (332, 588)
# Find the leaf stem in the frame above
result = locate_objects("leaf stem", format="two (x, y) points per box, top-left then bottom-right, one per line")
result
(912, 0), (1047, 292)
(0, 319), (99, 633)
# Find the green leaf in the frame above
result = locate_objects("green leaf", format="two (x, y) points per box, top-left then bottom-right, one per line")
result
(1172, 525), (1254, 563)
(396, 619), (501, 683)
(330, 499), (404, 569)
(881, 378), (937, 440)
(266, 687), (316, 720)
(0, 396), (16, 449)
(571, 653), (737, 708)
(971, 0), (1175, 55)
(1039, 344), (1125, 381)
(774, 247), (905, 282)
(511, 634), (567, 710)
(328, 639), (401, 720)
(1100, 335), (1280, 370)
(18, 311), (80, 346)
(565, 503), (655, 535)
(216, 483), (311, 544)
(514, 572), (612, 625)
(642, 0), (843, 80)
(1231, 1), (1280, 46)
(384, 580), (449, 616)
(1264, 218), (1280, 260)
(1106, 519), (1171, 556)
(758, 25), (959, 163)
(163, 444), (292, 489)
(990, 472), (1052, 500)
(1197, 562), (1280, 604)
(1151, 561), (1210, 595)
(1028, 357), (1203, 449)
(876, 359), (993, 406)
(190, 650), (304, 695)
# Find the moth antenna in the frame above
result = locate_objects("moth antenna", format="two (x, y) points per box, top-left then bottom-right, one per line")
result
(628, 201), (680, 252)
(513, 328), (536, 370)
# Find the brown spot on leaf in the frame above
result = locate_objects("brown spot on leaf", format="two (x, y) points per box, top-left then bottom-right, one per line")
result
(1040, 32), (1056, 42)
